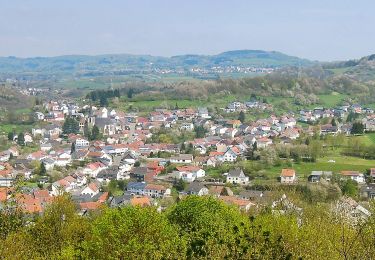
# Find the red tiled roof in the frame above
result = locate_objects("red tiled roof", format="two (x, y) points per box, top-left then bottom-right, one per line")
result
(281, 169), (296, 177)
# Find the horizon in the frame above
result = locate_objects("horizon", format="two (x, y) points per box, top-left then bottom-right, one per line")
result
(1, 1), (375, 61)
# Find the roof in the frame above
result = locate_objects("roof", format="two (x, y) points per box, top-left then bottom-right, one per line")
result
(341, 171), (361, 176)
(176, 166), (201, 172)
(187, 182), (207, 193)
(127, 182), (147, 190)
(145, 184), (166, 191)
(130, 196), (151, 207)
(281, 169), (296, 177)
(228, 168), (244, 177)
(220, 196), (255, 207)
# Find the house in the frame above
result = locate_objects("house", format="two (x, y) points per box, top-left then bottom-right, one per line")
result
(81, 182), (100, 197)
(226, 168), (249, 185)
(280, 169), (296, 184)
(170, 154), (193, 164)
(130, 196), (151, 207)
(256, 137), (273, 148)
(127, 182), (147, 195)
(208, 185), (233, 197)
(220, 147), (240, 162)
(75, 138), (90, 149)
(186, 182), (209, 196)
(370, 168), (375, 179)
(219, 196), (255, 212)
(340, 171), (365, 184)
(7, 147), (19, 157)
(175, 166), (206, 182)
(51, 176), (78, 196)
(82, 162), (106, 178)
(308, 171), (333, 183)
(0, 151), (11, 162)
(143, 184), (170, 198)
(360, 184), (375, 199)
(180, 122), (194, 131)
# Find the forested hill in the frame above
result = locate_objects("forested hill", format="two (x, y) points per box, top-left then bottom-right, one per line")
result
(0, 50), (312, 77)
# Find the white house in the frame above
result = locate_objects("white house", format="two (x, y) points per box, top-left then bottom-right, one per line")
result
(75, 138), (90, 149)
(226, 169), (249, 185)
(81, 183), (100, 197)
(280, 169), (296, 184)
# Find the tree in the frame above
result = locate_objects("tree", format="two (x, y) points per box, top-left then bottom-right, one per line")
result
(40, 162), (47, 176)
(331, 118), (337, 126)
(238, 110), (245, 123)
(90, 125), (100, 140)
(167, 196), (248, 259)
(99, 96), (108, 107)
(180, 142), (186, 152)
(341, 179), (358, 197)
(85, 207), (185, 259)
(127, 88), (134, 99)
(114, 89), (120, 98)
(194, 125), (207, 138)
(173, 178), (187, 192)
(17, 132), (25, 146)
(62, 117), (80, 135)
(83, 120), (90, 139)
(7, 131), (14, 141)
(351, 122), (364, 135)
(70, 142), (76, 155)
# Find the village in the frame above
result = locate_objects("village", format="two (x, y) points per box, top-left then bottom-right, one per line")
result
(0, 96), (375, 222)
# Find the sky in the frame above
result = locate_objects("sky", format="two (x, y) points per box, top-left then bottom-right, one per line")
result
(0, 0), (374, 61)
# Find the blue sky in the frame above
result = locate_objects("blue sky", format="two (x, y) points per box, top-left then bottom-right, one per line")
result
(0, 0), (374, 61)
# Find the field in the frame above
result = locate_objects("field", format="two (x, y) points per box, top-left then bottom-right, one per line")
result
(115, 94), (240, 112)
(317, 93), (348, 108)
(0, 124), (34, 135)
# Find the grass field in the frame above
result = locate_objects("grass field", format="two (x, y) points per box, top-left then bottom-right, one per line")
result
(317, 93), (348, 108)
(245, 151), (375, 184)
(0, 124), (34, 135)
(365, 133), (375, 144)
(116, 94), (240, 112)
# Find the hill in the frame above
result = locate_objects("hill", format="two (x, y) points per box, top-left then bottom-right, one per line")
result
(323, 54), (375, 82)
(0, 50), (313, 79)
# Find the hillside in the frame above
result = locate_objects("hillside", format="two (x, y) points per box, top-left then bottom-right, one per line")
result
(0, 50), (313, 79)
(323, 54), (375, 82)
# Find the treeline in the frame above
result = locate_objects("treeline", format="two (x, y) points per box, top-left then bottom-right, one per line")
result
(87, 89), (121, 106)
(1, 195), (375, 259)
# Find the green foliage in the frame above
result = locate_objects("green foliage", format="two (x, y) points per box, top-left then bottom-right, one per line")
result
(238, 110), (245, 123)
(62, 117), (80, 135)
(90, 125), (100, 140)
(167, 196), (248, 259)
(194, 125), (207, 138)
(341, 179), (359, 197)
(17, 132), (25, 146)
(351, 121), (364, 135)
(85, 206), (185, 260)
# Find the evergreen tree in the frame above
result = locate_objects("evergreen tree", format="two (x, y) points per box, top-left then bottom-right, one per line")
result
(351, 122), (364, 135)
(40, 162), (46, 176)
(7, 132), (14, 141)
(91, 125), (100, 140)
(114, 89), (120, 98)
(62, 117), (80, 135)
(127, 88), (134, 99)
(17, 133), (25, 146)
(331, 118), (337, 126)
(99, 96), (108, 107)
(238, 111), (245, 123)
(71, 142), (76, 155)
(83, 120), (90, 138)
(180, 142), (186, 152)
